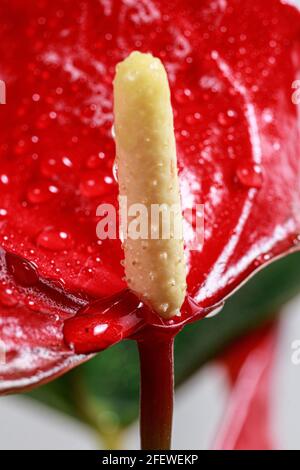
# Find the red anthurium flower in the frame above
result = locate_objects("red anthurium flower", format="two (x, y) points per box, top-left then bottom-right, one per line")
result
(0, 0), (300, 393)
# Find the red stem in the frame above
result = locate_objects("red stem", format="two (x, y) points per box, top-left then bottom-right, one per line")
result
(137, 331), (175, 450)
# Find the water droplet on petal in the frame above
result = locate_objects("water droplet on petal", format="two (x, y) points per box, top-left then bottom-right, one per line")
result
(0, 208), (7, 218)
(86, 152), (106, 169)
(262, 108), (274, 124)
(0, 286), (18, 307)
(36, 229), (72, 251)
(40, 156), (73, 178)
(104, 176), (113, 184)
(27, 182), (59, 204)
(49, 111), (57, 120)
(93, 324), (109, 335)
(6, 253), (39, 287)
(174, 88), (193, 104)
(236, 164), (263, 189)
(80, 172), (111, 198)
(62, 156), (73, 168)
(40, 157), (58, 178)
(0, 174), (9, 185)
(218, 109), (237, 126)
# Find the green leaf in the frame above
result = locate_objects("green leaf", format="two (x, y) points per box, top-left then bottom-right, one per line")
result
(25, 252), (300, 438)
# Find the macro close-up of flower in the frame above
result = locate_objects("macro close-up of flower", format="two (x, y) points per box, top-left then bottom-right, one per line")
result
(1, 0), (300, 453)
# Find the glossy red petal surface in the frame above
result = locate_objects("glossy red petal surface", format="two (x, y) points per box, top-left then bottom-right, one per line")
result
(0, 0), (300, 391)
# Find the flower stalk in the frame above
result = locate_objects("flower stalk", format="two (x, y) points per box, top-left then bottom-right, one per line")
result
(137, 331), (175, 450)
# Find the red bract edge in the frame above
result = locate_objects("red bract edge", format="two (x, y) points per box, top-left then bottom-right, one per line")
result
(0, 0), (300, 393)
(214, 323), (278, 450)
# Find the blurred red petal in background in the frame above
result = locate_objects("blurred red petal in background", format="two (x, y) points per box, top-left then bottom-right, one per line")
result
(215, 323), (278, 450)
